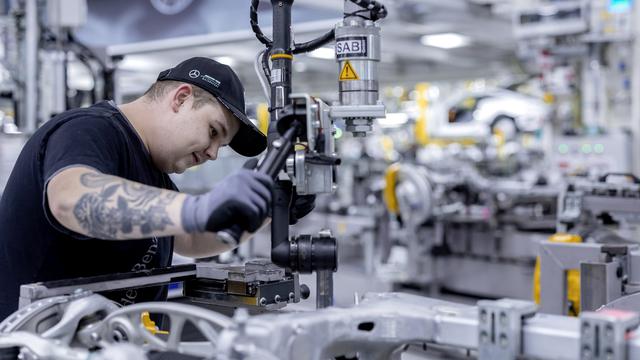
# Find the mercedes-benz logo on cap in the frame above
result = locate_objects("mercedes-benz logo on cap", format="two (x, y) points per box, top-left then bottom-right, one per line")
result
(188, 69), (200, 78)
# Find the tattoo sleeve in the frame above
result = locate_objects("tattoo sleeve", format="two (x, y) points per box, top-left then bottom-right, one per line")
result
(73, 172), (178, 239)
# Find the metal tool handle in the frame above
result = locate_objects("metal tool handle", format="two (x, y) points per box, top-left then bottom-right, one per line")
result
(215, 125), (299, 246)
(217, 226), (243, 247)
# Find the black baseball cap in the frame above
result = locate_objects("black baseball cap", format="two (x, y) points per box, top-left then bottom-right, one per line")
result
(157, 57), (267, 157)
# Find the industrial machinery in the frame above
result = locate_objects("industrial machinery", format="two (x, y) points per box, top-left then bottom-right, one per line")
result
(214, 0), (387, 309)
(8, 1), (640, 359)
(17, 261), (308, 311)
(0, 1), (414, 358)
(514, 0), (638, 173)
(6, 290), (640, 359)
(1, 0), (115, 133)
(537, 175), (640, 316)
(2, 0), (389, 329)
(380, 142), (560, 299)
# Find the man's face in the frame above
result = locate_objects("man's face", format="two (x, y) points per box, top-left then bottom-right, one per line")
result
(155, 97), (241, 174)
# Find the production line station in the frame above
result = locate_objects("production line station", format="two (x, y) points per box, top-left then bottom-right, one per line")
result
(1, 0), (640, 359)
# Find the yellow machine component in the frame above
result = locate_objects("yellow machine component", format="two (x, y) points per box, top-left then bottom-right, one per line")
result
(141, 311), (169, 335)
(270, 53), (294, 60)
(426, 138), (479, 147)
(493, 129), (505, 159)
(257, 103), (270, 135)
(381, 136), (396, 162)
(533, 233), (583, 316)
(414, 83), (430, 146)
(543, 92), (555, 104)
(383, 163), (401, 215)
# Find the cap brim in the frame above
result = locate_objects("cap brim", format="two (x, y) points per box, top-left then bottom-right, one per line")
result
(216, 97), (267, 157)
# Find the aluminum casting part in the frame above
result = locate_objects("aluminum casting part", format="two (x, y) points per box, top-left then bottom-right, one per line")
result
(0, 296), (71, 333)
(0, 332), (148, 360)
(0, 290), (97, 334)
(9, 291), (640, 359)
(0, 331), (90, 360)
(214, 292), (613, 360)
(216, 293), (481, 360)
(99, 302), (233, 358)
(0, 333), (144, 360)
(41, 294), (119, 345)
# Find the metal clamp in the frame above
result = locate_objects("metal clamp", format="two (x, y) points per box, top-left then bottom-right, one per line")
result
(580, 309), (640, 360)
(477, 299), (538, 360)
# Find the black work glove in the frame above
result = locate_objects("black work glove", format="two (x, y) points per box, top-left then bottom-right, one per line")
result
(289, 193), (316, 225)
(181, 160), (272, 233)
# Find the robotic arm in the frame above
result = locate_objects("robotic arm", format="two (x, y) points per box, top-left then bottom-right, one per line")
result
(216, 0), (388, 307)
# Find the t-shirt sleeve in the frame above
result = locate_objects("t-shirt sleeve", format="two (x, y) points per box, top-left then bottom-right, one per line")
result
(42, 117), (122, 180)
(41, 117), (124, 237)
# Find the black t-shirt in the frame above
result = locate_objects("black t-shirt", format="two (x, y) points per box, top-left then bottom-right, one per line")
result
(0, 101), (176, 320)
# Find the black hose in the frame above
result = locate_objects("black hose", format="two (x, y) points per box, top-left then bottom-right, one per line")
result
(346, 0), (388, 21)
(248, 0), (388, 115)
(250, 0), (272, 46)
(261, 47), (271, 78)
(66, 32), (107, 70)
(249, 0), (386, 55)
(292, 29), (335, 54)
(74, 52), (98, 104)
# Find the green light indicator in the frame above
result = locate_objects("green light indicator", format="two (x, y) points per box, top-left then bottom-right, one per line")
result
(334, 127), (343, 139)
(581, 143), (592, 154)
(558, 144), (569, 154)
(594, 143), (604, 154)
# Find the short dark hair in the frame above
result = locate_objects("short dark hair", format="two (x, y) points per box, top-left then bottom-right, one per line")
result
(143, 80), (217, 109)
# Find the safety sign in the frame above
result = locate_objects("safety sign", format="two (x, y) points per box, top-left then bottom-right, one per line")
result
(339, 60), (360, 81)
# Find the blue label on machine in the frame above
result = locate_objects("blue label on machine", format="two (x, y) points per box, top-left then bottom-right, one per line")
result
(336, 36), (368, 59)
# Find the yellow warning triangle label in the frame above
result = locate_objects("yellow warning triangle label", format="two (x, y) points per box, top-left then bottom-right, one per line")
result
(339, 60), (359, 81)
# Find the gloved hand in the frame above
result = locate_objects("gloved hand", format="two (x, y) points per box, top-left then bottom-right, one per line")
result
(289, 193), (316, 225)
(181, 167), (273, 233)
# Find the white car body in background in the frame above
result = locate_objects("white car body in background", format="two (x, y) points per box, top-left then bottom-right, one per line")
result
(428, 88), (551, 140)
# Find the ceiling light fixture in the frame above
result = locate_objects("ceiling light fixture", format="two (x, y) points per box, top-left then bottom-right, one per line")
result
(308, 47), (335, 59)
(214, 56), (235, 66)
(420, 33), (470, 49)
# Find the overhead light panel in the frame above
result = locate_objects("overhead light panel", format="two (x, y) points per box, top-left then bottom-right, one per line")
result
(214, 56), (235, 66)
(308, 47), (335, 59)
(118, 56), (159, 71)
(420, 33), (470, 49)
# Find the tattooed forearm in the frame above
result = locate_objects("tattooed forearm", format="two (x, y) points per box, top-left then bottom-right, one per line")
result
(72, 172), (177, 239)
